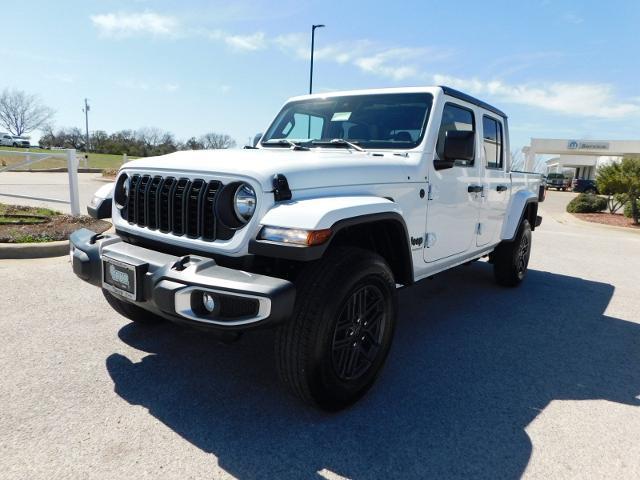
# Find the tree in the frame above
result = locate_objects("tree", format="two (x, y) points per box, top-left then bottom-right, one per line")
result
(0, 88), (55, 136)
(597, 162), (626, 213)
(597, 157), (640, 224)
(183, 137), (204, 150)
(199, 132), (236, 149)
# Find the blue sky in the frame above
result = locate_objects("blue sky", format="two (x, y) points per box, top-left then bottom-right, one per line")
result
(2, 0), (639, 151)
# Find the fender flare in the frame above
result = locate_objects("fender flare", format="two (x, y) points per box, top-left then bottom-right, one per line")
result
(501, 190), (538, 241)
(249, 196), (413, 279)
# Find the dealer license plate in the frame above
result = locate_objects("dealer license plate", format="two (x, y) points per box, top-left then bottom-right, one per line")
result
(102, 256), (137, 301)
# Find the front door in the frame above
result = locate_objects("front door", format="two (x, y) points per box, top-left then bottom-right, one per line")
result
(424, 102), (481, 263)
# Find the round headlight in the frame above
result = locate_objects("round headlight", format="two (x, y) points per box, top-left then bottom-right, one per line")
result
(233, 183), (256, 223)
(114, 173), (129, 209)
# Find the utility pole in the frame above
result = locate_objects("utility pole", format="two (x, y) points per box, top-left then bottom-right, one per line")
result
(82, 98), (90, 152)
(309, 24), (325, 94)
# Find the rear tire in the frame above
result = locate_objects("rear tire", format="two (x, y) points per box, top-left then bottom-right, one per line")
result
(102, 289), (164, 325)
(493, 220), (532, 287)
(275, 247), (397, 411)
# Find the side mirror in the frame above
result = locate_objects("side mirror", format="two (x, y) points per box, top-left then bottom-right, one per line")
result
(252, 133), (263, 148)
(434, 130), (475, 170)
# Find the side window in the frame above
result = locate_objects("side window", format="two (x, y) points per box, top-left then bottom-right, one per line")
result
(482, 116), (503, 169)
(436, 103), (475, 166)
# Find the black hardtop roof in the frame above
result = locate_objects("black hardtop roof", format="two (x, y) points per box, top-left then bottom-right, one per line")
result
(440, 86), (507, 119)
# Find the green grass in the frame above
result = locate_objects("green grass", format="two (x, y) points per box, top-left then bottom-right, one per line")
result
(0, 216), (47, 225)
(11, 233), (57, 243)
(0, 203), (60, 217)
(0, 146), (135, 170)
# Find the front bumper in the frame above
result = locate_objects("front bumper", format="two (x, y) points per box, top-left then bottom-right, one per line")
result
(69, 228), (295, 331)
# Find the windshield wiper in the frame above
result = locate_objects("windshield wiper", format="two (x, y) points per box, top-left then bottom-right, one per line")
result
(311, 138), (366, 152)
(262, 139), (309, 151)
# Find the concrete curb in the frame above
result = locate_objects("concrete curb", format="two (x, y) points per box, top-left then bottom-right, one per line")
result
(566, 212), (640, 235)
(0, 240), (69, 259)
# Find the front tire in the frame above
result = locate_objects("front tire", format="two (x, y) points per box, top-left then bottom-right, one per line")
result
(102, 289), (164, 325)
(275, 247), (397, 411)
(492, 220), (532, 287)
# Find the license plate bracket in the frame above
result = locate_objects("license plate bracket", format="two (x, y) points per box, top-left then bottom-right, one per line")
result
(102, 254), (146, 301)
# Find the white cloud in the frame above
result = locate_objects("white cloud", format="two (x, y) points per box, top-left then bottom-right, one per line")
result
(274, 35), (443, 82)
(91, 12), (179, 37)
(273, 33), (308, 59)
(432, 74), (640, 119)
(224, 32), (266, 51)
(92, 19), (638, 120)
(353, 48), (430, 81)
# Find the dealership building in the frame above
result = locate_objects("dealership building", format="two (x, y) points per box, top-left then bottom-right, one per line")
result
(522, 138), (640, 179)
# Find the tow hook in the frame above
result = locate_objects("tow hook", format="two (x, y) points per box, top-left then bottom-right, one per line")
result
(172, 255), (191, 271)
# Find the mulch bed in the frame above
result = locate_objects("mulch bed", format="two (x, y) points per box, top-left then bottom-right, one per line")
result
(573, 212), (640, 229)
(0, 204), (111, 243)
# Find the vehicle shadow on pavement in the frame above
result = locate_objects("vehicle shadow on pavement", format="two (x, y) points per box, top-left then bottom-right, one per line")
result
(106, 263), (640, 479)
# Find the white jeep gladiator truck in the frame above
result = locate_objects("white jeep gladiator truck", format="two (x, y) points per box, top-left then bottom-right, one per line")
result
(71, 86), (544, 410)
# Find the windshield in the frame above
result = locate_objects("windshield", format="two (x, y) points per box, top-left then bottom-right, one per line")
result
(262, 93), (433, 150)
(547, 173), (565, 179)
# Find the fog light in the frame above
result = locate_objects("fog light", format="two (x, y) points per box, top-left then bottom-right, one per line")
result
(202, 292), (216, 313)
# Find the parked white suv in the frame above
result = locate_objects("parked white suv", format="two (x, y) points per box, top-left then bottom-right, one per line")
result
(71, 86), (544, 410)
(0, 133), (14, 146)
(0, 134), (30, 148)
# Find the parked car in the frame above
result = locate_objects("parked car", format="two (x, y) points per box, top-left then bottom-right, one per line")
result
(1, 134), (31, 148)
(0, 133), (14, 147)
(572, 178), (598, 194)
(10, 136), (31, 148)
(546, 173), (570, 191)
(71, 85), (544, 410)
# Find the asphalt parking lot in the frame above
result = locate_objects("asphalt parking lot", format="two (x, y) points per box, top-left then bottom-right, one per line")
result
(1, 192), (639, 479)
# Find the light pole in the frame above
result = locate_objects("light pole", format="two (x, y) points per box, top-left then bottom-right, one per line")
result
(309, 24), (325, 94)
(82, 98), (90, 152)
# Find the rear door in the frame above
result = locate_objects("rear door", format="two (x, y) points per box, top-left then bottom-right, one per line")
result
(424, 102), (481, 262)
(477, 115), (510, 246)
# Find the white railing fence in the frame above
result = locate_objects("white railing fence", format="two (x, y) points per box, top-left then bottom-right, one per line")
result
(0, 149), (80, 215)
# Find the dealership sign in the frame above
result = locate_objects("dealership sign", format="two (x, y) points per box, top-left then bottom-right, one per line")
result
(567, 140), (610, 151)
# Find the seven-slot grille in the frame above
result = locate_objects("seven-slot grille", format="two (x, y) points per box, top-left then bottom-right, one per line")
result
(122, 174), (233, 241)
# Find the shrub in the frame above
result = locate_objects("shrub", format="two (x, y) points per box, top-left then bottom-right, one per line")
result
(623, 199), (640, 218)
(566, 193), (607, 213)
(606, 193), (627, 214)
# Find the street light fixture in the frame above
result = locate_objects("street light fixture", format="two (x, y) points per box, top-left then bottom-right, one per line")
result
(309, 24), (325, 94)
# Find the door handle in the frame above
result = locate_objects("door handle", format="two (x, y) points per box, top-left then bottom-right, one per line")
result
(467, 185), (483, 193)
(496, 185), (508, 192)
